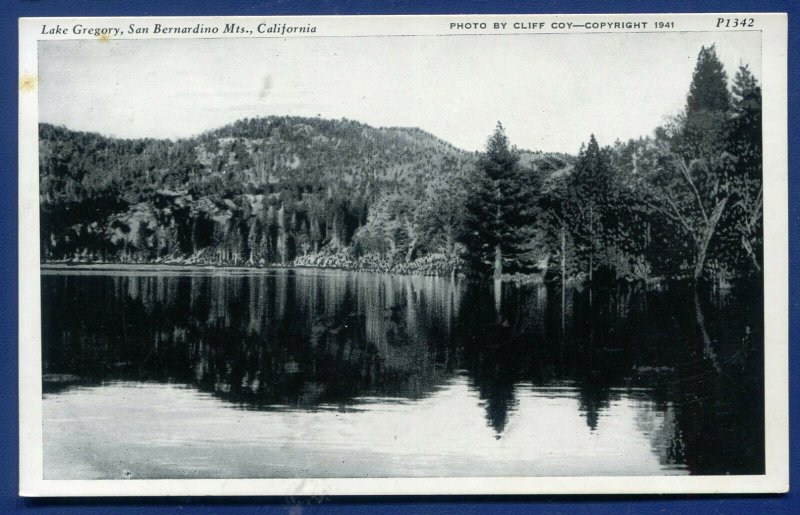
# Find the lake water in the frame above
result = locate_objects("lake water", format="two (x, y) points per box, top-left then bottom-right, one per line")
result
(41, 268), (764, 479)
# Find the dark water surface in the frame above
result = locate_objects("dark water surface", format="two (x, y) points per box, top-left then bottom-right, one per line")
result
(41, 268), (764, 479)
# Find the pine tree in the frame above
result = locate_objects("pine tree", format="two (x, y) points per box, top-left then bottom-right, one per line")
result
(645, 46), (737, 281)
(462, 123), (540, 278)
(686, 45), (731, 125)
(570, 135), (615, 193)
(731, 64), (761, 115)
(563, 134), (619, 282)
(723, 64), (763, 273)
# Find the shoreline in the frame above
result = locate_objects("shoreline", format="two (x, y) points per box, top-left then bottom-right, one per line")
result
(38, 261), (551, 284)
(39, 262), (385, 276)
(41, 262), (284, 273)
(39, 261), (468, 278)
(39, 262), (689, 290)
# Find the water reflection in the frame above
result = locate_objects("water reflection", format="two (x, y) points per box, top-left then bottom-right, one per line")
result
(41, 269), (764, 476)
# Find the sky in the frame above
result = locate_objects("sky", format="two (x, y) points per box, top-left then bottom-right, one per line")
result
(38, 31), (761, 154)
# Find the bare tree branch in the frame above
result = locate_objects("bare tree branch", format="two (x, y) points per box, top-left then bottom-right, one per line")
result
(750, 183), (763, 228)
(674, 156), (709, 223)
(650, 190), (696, 240)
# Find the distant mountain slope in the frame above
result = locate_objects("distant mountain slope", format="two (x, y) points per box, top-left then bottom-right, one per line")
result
(38, 116), (573, 268)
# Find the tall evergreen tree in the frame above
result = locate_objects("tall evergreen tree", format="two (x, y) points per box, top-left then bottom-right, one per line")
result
(643, 45), (737, 281)
(721, 64), (763, 273)
(462, 123), (540, 278)
(731, 63), (761, 114)
(686, 44), (731, 126)
(562, 135), (623, 281)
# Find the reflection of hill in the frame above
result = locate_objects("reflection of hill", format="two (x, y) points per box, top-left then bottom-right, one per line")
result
(43, 270), (464, 406)
(41, 270), (764, 474)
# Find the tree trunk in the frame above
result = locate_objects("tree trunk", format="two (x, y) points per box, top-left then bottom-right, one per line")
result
(741, 236), (761, 273)
(694, 290), (721, 373)
(405, 239), (417, 263)
(445, 227), (455, 256)
(403, 217), (418, 263)
(589, 204), (594, 307)
(494, 245), (503, 279)
(561, 224), (566, 333)
(589, 204), (594, 283)
(494, 277), (502, 317)
(693, 198), (728, 281)
(588, 250), (593, 308)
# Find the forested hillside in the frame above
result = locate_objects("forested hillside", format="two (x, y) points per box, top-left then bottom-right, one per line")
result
(40, 45), (762, 286)
(39, 116), (570, 273)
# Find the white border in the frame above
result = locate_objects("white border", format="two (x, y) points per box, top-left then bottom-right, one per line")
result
(18, 13), (789, 497)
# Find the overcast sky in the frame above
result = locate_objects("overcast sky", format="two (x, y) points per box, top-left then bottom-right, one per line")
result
(39, 31), (760, 154)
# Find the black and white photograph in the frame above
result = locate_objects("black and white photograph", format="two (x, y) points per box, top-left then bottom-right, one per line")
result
(18, 14), (788, 496)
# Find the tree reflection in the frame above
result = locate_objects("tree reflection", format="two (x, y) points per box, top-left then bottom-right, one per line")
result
(41, 270), (764, 474)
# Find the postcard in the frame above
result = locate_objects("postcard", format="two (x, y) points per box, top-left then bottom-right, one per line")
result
(18, 13), (788, 496)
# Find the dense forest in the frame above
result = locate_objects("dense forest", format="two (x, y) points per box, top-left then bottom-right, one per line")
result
(40, 45), (761, 285)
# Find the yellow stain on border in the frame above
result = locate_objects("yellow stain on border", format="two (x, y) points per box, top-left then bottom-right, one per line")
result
(19, 74), (38, 93)
(98, 33), (111, 43)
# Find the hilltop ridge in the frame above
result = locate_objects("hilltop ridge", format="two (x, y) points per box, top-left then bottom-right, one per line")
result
(39, 116), (573, 272)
